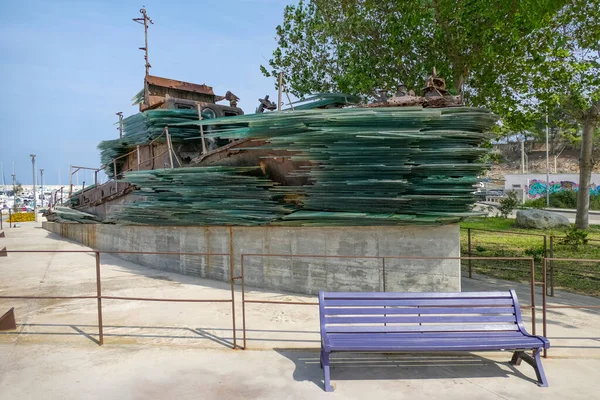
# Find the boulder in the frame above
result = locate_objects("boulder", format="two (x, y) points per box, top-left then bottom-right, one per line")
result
(515, 209), (570, 230)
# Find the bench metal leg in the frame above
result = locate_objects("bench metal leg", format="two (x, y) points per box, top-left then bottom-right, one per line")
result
(321, 350), (334, 392)
(510, 350), (548, 387)
(510, 351), (523, 366)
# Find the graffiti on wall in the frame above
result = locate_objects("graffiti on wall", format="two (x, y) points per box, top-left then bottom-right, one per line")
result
(527, 179), (600, 199)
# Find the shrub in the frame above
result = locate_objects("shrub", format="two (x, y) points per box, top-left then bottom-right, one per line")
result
(524, 246), (545, 262)
(523, 198), (546, 209)
(549, 190), (577, 209)
(498, 191), (519, 218)
(559, 227), (588, 249)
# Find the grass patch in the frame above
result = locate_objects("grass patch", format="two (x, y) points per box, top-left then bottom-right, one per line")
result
(460, 217), (600, 297)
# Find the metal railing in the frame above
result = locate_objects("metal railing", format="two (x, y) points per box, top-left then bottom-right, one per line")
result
(1, 249), (239, 348)
(237, 254), (537, 350)
(69, 126), (180, 202)
(541, 257), (600, 358)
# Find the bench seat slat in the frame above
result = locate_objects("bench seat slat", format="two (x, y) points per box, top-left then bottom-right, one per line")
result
(323, 292), (512, 299)
(327, 342), (545, 352)
(324, 307), (516, 315)
(325, 324), (518, 333)
(324, 315), (517, 324)
(327, 331), (528, 339)
(324, 299), (514, 307)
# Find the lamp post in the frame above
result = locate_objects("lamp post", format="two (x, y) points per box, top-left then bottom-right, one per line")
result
(40, 169), (44, 207)
(11, 173), (16, 211)
(30, 154), (36, 220)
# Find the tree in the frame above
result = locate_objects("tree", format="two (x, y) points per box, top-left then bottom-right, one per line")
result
(262, 0), (566, 103)
(496, 0), (599, 228)
(263, 0), (597, 226)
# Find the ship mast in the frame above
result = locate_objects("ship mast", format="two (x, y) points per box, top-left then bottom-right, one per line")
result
(133, 8), (154, 77)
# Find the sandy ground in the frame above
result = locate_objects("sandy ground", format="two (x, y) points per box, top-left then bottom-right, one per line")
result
(1, 222), (599, 399)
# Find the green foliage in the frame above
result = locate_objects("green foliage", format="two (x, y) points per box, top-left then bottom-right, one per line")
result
(524, 246), (546, 262)
(523, 197), (546, 209)
(559, 227), (589, 249)
(524, 191), (600, 211)
(262, 0), (566, 101)
(499, 191), (519, 218)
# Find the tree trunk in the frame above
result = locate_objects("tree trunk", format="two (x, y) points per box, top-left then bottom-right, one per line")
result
(575, 109), (598, 229)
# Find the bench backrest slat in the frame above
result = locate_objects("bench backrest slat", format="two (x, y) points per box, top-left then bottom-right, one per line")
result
(324, 307), (516, 315)
(319, 290), (523, 336)
(323, 298), (514, 307)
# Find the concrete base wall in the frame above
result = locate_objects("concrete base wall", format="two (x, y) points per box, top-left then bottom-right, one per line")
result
(43, 222), (461, 295)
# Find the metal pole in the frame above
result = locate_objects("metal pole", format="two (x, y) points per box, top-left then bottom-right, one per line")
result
(95, 251), (104, 345)
(530, 258), (536, 335)
(116, 112), (124, 138)
(69, 165), (73, 198)
(229, 227), (237, 349)
(549, 236), (554, 297)
(545, 113), (550, 207)
(278, 72), (283, 111)
(542, 258), (548, 358)
(382, 258), (386, 292)
(241, 254), (246, 349)
(39, 169), (44, 207)
(196, 104), (207, 155)
(113, 160), (118, 193)
(143, 9), (150, 76)
(11, 173), (16, 213)
(468, 228), (472, 278)
(8, 209), (11, 228)
(30, 154), (36, 220)
(136, 146), (141, 170)
(166, 127), (174, 169)
(521, 138), (525, 174)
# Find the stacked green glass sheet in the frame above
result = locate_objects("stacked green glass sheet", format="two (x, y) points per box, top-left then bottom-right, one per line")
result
(108, 167), (292, 225)
(98, 109), (207, 178)
(109, 106), (496, 226)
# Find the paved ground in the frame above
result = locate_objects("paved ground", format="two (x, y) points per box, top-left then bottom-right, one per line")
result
(1, 222), (600, 399)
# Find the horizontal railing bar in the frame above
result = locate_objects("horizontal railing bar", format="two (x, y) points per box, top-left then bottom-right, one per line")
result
(544, 305), (600, 309)
(462, 228), (547, 238)
(5, 250), (230, 256)
(0, 295), (231, 303)
(244, 300), (319, 305)
(0, 295), (96, 300)
(103, 296), (232, 303)
(242, 254), (534, 261)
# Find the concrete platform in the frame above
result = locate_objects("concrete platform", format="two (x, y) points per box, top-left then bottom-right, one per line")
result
(1, 222), (600, 399)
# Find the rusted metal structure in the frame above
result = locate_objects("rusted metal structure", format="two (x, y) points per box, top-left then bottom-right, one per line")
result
(0, 307), (16, 331)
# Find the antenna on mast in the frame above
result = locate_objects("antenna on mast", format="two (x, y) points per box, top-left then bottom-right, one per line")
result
(133, 7), (154, 77)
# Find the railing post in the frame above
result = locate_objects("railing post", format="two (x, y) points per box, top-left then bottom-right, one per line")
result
(113, 160), (118, 193)
(467, 228), (472, 278)
(136, 145), (141, 170)
(166, 127), (174, 169)
(241, 254), (247, 350)
(229, 226), (237, 349)
(95, 251), (104, 345)
(382, 257), (386, 292)
(529, 258), (536, 336)
(542, 258), (548, 358)
(549, 236), (555, 297)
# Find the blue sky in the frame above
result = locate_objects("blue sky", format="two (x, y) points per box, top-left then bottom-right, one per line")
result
(0, 0), (294, 185)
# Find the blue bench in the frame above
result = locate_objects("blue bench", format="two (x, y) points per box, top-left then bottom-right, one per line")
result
(318, 290), (549, 392)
